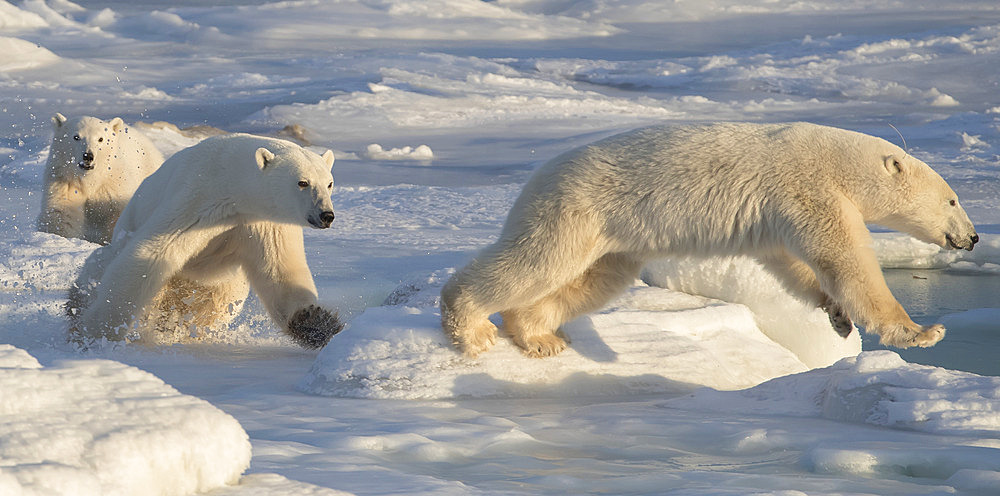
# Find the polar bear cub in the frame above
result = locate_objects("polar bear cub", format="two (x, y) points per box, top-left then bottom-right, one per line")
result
(38, 113), (164, 244)
(68, 134), (342, 348)
(441, 122), (978, 358)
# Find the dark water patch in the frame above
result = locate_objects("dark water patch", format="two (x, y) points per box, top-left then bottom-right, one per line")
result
(873, 269), (1000, 376)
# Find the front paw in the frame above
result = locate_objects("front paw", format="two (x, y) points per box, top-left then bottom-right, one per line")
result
(287, 305), (344, 349)
(879, 323), (946, 349)
(910, 324), (945, 348)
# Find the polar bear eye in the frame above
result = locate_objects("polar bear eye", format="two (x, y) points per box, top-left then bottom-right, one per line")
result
(297, 180), (309, 189)
(327, 182), (333, 189)
(949, 199), (957, 206)
(73, 134), (80, 141)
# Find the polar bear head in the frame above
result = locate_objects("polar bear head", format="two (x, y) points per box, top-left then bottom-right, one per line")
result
(869, 147), (978, 251)
(254, 144), (336, 229)
(49, 113), (126, 180)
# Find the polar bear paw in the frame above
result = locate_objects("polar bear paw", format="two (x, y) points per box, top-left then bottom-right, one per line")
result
(909, 324), (946, 348)
(514, 333), (568, 358)
(287, 305), (344, 349)
(879, 323), (946, 349)
(821, 300), (854, 338)
(453, 319), (498, 358)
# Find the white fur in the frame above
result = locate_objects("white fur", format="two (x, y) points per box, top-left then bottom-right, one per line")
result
(38, 113), (163, 244)
(441, 122), (979, 357)
(68, 134), (339, 347)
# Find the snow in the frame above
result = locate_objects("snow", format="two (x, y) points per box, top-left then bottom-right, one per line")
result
(3, 0), (1000, 494)
(362, 143), (433, 162)
(0, 36), (60, 72)
(301, 271), (808, 400)
(0, 346), (250, 496)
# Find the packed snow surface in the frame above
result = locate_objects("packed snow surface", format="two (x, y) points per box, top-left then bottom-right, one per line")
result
(3, 0), (1000, 494)
(0, 346), (250, 496)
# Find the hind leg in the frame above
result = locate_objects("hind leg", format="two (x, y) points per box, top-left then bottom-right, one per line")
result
(502, 253), (644, 357)
(441, 215), (607, 357)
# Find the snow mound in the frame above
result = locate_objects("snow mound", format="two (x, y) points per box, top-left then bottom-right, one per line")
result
(0, 346), (250, 496)
(363, 143), (433, 162)
(0, 3), (48, 30)
(0, 231), (95, 293)
(0, 344), (40, 369)
(300, 270), (809, 400)
(0, 36), (60, 72)
(643, 256), (861, 368)
(683, 350), (1000, 436)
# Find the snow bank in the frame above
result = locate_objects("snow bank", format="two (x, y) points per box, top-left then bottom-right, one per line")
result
(0, 2), (48, 30)
(0, 344), (40, 368)
(676, 350), (1000, 480)
(363, 143), (433, 162)
(0, 346), (250, 496)
(0, 231), (94, 293)
(643, 256), (861, 368)
(0, 36), (60, 72)
(683, 350), (1000, 435)
(300, 270), (809, 400)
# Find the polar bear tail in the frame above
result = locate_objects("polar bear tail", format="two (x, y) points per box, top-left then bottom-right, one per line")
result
(286, 304), (344, 349)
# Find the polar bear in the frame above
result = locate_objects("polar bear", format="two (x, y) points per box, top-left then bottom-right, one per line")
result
(38, 113), (164, 244)
(67, 134), (342, 349)
(441, 122), (979, 358)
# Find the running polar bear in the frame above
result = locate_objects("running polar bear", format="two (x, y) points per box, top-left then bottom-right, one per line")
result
(441, 122), (979, 358)
(39, 113), (164, 244)
(68, 134), (342, 349)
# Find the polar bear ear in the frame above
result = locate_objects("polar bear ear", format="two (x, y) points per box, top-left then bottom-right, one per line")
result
(255, 147), (276, 170)
(109, 117), (125, 133)
(883, 155), (905, 175)
(321, 149), (335, 168)
(52, 113), (67, 128)
(884, 155), (907, 175)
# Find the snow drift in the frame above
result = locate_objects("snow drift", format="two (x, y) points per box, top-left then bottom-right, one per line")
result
(0, 345), (251, 496)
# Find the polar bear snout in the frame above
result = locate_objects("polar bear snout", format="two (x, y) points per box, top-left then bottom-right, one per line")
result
(946, 232), (979, 251)
(79, 150), (95, 170)
(308, 210), (335, 229)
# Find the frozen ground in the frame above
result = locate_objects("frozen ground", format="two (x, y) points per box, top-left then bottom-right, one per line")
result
(2, 0), (1000, 494)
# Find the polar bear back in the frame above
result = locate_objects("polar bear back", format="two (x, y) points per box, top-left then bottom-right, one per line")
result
(510, 122), (941, 256)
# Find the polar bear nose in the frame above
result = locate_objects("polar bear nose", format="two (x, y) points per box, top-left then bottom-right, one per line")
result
(971, 234), (980, 246)
(79, 151), (95, 170)
(320, 211), (335, 227)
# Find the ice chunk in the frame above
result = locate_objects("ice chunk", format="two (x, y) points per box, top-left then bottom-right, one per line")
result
(0, 344), (40, 369)
(0, 347), (250, 496)
(643, 256), (861, 368)
(300, 270), (807, 399)
(0, 37), (60, 72)
(684, 350), (1000, 436)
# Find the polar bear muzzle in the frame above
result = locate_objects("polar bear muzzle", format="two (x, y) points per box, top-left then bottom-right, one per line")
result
(946, 233), (979, 251)
(308, 210), (335, 229)
(79, 150), (95, 170)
